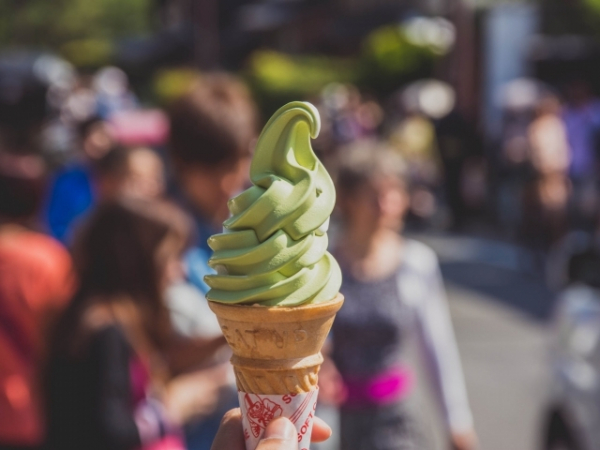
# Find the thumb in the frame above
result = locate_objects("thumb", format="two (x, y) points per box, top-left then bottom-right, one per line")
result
(256, 417), (297, 450)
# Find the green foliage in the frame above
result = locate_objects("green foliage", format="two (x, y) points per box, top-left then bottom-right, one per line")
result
(0, 0), (153, 65)
(584, 0), (600, 15)
(60, 39), (114, 68)
(580, 0), (600, 35)
(245, 24), (442, 111)
(153, 68), (201, 105)
(247, 51), (357, 95)
(359, 25), (439, 94)
(245, 50), (359, 116)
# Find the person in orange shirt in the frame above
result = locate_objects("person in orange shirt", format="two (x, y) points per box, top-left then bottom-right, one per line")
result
(0, 152), (74, 449)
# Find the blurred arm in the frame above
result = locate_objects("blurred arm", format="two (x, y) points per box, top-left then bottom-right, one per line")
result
(405, 243), (474, 435)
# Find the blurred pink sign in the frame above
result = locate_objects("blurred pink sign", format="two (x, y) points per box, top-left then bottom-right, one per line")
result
(109, 109), (169, 146)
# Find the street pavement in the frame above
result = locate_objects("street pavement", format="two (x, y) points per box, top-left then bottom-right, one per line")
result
(419, 234), (554, 450)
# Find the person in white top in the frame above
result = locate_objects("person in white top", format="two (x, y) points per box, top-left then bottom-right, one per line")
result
(319, 141), (476, 450)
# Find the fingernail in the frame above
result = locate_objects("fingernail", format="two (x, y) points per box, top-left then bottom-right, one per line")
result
(263, 417), (296, 440)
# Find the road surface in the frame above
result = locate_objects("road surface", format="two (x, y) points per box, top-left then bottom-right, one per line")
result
(417, 234), (553, 450)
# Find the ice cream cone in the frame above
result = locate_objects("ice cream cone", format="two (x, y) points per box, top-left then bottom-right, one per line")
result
(204, 101), (343, 449)
(208, 294), (343, 395)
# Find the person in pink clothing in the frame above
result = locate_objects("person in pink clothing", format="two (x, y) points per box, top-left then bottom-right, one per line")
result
(325, 141), (477, 450)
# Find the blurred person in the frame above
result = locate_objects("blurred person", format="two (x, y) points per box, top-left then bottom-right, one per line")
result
(168, 74), (257, 234)
(210, 411), (331, 450)
(434, 110), (483, 231)
(529, 96), (571, 176)
(45, 116), (114, 242)
(60, 82), (97, 124)
(0, 52), (57, 157)
(317, 84), (383, 149)
(166, 73), (258, 450)
(325, 142), (476, 450)
(122, 146), (166, 199)
(0, 152), (74, 449)
(389, 79), (483, 230)
(497, 104), (535, 237)
(562, 79), (600, 182)
(521, 96), (571, 252)
(562, 79), (600, 229)
(45, 198), (226, 450)
(93, 146), (165, 201)
(47, 134), (166, 243)
(93, 67), (138, 120)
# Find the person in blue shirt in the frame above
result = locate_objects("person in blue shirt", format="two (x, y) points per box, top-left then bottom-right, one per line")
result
(45, 117), (114, 242)
(166, 73), (259, 450)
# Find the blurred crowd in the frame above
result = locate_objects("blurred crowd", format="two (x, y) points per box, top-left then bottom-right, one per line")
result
(313, 80), (484, 232)
(9, 48), (600, 450)
(498, 79), (600, 253)
(0, 52), (484, 450)
(3, 5), (600, 450)
(491, 76), (600, 296)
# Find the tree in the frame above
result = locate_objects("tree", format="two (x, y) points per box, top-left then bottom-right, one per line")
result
(0, 0), (154, 51)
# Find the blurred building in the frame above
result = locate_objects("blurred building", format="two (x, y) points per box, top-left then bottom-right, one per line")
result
(151, 0), (442, 66)
(142, 0), (481, 121)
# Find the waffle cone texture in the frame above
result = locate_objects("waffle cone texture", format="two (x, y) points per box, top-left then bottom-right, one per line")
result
(208, 294), (343, 395)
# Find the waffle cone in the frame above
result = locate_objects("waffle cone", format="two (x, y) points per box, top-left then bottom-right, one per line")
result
(208, 294), (343, 395)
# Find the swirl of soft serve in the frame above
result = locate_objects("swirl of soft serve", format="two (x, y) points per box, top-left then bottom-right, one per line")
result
(204, 101), (342, 306)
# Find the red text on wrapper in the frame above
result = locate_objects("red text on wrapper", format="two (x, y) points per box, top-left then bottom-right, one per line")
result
(282, 393), (298, 404)
(297, 401), (318, 442)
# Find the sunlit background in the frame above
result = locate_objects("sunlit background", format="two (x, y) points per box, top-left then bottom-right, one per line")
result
(5, 1), (600, 450)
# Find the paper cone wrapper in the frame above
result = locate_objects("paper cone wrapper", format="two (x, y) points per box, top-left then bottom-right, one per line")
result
(208, 294), (344, 450)
(238, 389), (319, 450)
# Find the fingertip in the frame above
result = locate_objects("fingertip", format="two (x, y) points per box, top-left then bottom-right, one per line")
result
(220, 408), (242, 427)
(311, 416), (332, 443)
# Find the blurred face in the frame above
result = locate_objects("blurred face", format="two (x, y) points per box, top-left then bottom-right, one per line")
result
(96, 149), (166, 202)
(83, 122), (113, 160)
(179, 156), (251, 225)
(157, 232), (186, 292)
(341, 176), (409, 234)
(122, 148), (165, 199)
